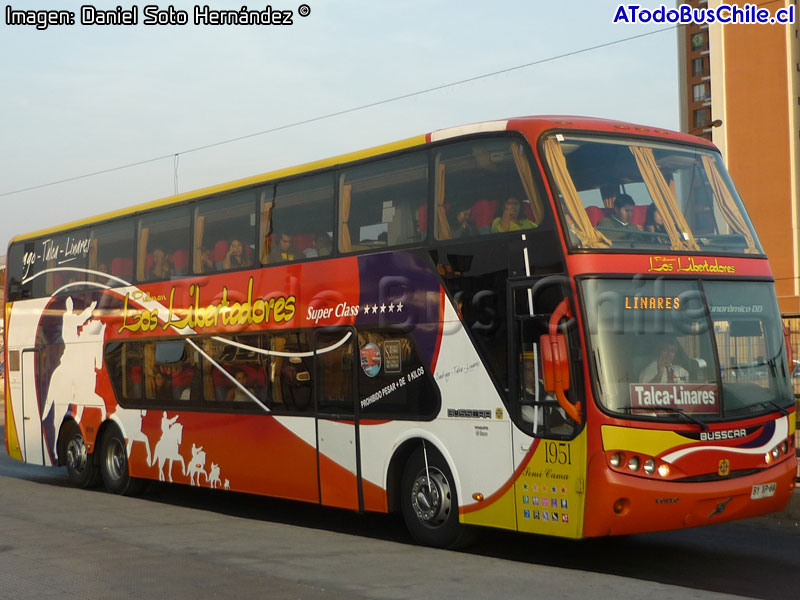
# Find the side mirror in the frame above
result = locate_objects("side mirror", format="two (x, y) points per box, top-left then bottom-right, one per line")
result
(541, 298), (582, 424)
(540, 333), (570, 392)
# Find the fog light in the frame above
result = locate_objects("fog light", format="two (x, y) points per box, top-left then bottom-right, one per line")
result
(643, 459), (656, 475)
(613, 497), (630, 515)
(658, 464), (670, 478)
(628, 456), (640, 472)
(609, 453), (622, 467)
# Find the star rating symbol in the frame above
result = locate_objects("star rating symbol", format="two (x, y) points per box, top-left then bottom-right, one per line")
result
(362, 302), (404, 314)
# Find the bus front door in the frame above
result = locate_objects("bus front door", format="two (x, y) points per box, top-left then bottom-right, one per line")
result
(509, 281), (586, 538)
(314, 328), (362, 511)
(9, 348), (45, 465)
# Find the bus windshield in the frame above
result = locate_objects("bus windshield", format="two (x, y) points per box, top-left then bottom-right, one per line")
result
(543, 134), (763, 255)
(582, 279), (793, 423)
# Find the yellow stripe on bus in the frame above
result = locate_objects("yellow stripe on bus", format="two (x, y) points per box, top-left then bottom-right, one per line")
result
(601, 425), (693, 457)
(11, 134), (428, 244)
(4, 303), (22, 461)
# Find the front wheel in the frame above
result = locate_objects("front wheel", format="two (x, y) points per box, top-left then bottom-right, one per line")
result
(63, 422), (99, 489)
(400, 445), (469, 548)
(99, 425), (144, 496)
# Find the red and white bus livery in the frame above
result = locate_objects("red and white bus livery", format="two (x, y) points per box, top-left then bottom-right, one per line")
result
(5, 116), (795, 547)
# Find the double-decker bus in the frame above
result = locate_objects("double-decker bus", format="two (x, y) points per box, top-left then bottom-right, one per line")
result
(4, 116), (796, 547)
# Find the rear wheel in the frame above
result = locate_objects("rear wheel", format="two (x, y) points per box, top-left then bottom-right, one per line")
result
(99, 425), (144, 496)
(400, 445), (469, 549)
(63, 422), (100, 489)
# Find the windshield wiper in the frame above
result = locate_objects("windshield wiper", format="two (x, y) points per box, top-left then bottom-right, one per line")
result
(749, 400), (790, 416)
(629, 406), (709, 430)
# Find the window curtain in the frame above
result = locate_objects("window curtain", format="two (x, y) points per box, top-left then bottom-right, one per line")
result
(259, 187), (274, 264)
(700, 155), (758, 253)
(542, 138), (611, 248)
(435, 161), (451, 240)
(137, 227), (150, 280)
(630, 146), (700, 252)
(339, 182), (352, 252)
(512, 142), (544, 224)
(193, 215), (205, 273)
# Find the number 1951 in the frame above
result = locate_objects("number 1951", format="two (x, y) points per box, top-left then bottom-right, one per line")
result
(544, 442), (572, 465)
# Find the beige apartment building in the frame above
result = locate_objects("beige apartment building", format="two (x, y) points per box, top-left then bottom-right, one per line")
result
(678, 0), (800, 317)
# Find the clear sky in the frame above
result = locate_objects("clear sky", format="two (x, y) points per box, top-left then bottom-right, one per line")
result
(0, 0), (679, 251)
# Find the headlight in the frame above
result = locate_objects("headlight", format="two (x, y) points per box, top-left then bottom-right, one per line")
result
(658, 464), (670, 478)
(643, 459), (656, 475)
(771, 447), (781, 460)
(628, 456), (640, 472)
(609, 453), (622, 467)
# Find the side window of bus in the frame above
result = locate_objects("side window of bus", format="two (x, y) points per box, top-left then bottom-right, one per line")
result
(137, 207), (191, 281)
(339, 153), (428, 253)
(357, 330), (439, 419)
(105, 340), (201, 407)
(203, 335), (267, 410)
(90, 220), (135, 285)
(105, 342), (144, 404)
(145, 339), (202, 405)
(434, 138), (545, 240)
(261, 175), (335, 264)
(268, 331), (313, 413)
(193, 191), (257, 274)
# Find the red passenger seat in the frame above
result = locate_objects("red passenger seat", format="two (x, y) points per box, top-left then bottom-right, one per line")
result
(585, 206), (611, 226)
(213, 240), (229, 264)
(471, 198), (498, 233)
(170, 249), (189, 274)
(110, 257), (134, 279)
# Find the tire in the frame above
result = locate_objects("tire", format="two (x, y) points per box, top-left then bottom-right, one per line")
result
(62, 421), (100, 489)
(99, 424), (144, 496)
(400, 445), (469, 549)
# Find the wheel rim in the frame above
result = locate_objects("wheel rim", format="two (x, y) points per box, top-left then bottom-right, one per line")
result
(66, 435), (87, 474)
(410, 468), (451, 528)
(104, 437), (126, 483)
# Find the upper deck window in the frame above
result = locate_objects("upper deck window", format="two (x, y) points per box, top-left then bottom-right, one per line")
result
(194, 190), (257, 273)
(262, 174), (334, 264)
(543, 134), (762, 255)
(339, 153), (427, 253)
(433, 138), (545, 240)
(137, 207), (191, 281)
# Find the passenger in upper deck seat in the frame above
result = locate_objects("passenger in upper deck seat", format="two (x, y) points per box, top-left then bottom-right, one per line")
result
(644, 204), (669, 243)
(198, 247), (215, 273)
(303, 232), (333, 258)
(450, 206), (478, 239)
(596, 194), (642, 239)
(269, 233), (298, 263)
(223, 239), (249, 269)
(149, 247), (173, 280)
(491, 196), (536, 233)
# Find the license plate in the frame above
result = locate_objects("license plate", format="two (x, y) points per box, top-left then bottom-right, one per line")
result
(750, 482), (777, 500)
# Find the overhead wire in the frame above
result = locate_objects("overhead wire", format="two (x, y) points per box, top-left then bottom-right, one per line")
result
(0, 25), (677, 199)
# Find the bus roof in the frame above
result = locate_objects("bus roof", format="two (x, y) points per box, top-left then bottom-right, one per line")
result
(11, 115), (714, 245)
